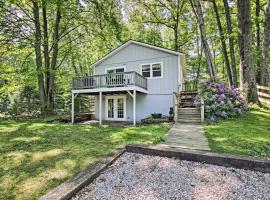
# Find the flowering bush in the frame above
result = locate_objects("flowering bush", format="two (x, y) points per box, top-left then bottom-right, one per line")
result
(197, 78), (248, 123)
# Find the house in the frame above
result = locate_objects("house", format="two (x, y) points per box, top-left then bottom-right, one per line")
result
(71, 40), (188, 125)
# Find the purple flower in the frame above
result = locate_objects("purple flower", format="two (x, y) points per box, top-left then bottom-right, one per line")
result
(220, 101), (225, 105)
(227, 100), (232, 106)
(205, 105), (211, 110)
(219, 88), (225, 93)
(212, 95), (217, 100)
(236, 95), (243, 101)
(220, 94), (226, 99)
(221, 111), (227, 117)
(210, 116), (217, 123)
(237, 108), (242, 113)
(211, 104), (216, 109)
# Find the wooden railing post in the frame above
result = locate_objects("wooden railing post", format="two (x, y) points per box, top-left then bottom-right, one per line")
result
(201, 98), (204, 122)
(173, 92), (179, 122)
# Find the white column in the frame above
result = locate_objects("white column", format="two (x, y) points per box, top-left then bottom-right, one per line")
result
(133, 90), (136, 126)
(99, 91), (102, 125)
(71, 92), (74, 124)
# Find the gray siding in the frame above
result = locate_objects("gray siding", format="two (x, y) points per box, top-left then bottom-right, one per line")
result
(94, 93), (172, 122)
(93, 43), (181, 122)
(94, 43), (179, 94)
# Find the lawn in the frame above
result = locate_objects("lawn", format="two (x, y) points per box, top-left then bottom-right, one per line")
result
(204, 109), (270, 158)
(0, 119), (171, 200)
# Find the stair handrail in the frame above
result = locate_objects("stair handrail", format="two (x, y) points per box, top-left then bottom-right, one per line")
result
(173, 92), (179, 122)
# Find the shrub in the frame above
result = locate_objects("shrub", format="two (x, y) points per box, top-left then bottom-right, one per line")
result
(197, 78), (248, 123)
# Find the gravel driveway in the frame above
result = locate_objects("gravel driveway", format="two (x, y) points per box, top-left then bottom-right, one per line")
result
(72, 153), (270, 200)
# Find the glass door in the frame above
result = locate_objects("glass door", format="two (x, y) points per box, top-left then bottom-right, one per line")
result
(105, 96), (126, 120)
(107, 98), (114, 119)
(117, 98), (124, 119)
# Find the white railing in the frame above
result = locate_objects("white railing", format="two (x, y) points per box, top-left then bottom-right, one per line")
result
(173, 92), (179, 122)
(201, 97), (204, 122)
(73, 71), (147, 90)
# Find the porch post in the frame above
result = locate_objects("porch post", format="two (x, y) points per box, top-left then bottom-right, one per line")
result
(133, 90), (136, 126)
(99, 91), (102, 125)
(71, 92), (74, 124)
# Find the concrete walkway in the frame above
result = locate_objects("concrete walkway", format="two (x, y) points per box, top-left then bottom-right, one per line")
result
(164, 123), (210, 151)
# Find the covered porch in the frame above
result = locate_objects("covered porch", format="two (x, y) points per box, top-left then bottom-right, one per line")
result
(71, 71), (148, 125)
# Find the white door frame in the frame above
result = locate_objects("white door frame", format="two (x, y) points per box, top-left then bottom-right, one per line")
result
(105, 95), (127, 121)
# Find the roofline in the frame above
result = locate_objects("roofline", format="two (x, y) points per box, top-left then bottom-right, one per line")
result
(91, 40), (184, 67)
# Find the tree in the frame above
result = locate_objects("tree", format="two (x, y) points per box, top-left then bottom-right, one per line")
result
(223, 0), (238, 87)
(190, 0), (216, 78)
(260, 0), (270, 86)
(237, 0), (259, 103)
(255, 0), (261, 77)
(212, 0), (233, 86)
(132, 0), (186, 51)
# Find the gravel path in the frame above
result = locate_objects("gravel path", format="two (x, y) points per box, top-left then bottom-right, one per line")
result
(72, 153), (270, 200)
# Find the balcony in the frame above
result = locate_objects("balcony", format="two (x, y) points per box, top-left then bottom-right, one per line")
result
(72, 71), (147, 92)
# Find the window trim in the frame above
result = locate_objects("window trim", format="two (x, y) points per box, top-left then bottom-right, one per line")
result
(105, 66), (126, 74)
(140, 62), (163, 79)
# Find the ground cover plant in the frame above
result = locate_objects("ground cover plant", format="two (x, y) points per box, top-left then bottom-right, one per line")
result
(0, 119), (171, 200)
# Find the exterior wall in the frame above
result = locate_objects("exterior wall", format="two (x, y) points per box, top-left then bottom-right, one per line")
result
(94, 93), (173, 122)
(94, 43), (180, 94)
(93, 43), (181, 122)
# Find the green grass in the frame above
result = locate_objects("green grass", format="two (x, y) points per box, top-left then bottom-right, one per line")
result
(204, 109), (270, 158)
(0, 119), (171, 200)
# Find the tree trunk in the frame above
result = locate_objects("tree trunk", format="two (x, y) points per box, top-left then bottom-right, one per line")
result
(223, 0), (238, 87)
(260, 0), (270, 86)
(47, 3), (61, 111)
(256, 0), (261, 81)
(32, 0), (46, 110)
(237, 0), (259, 103)
(42, 0), (50, 97)
(190, 0), (216, 78)
(212, 0), (233, 86)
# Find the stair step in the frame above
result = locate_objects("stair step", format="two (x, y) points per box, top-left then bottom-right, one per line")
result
(178, 108), (200, 113)
(178, 114), (201, 118)
(180, 91), (198, 95)
(178, 116), (201, 120)
(179, 96), (197, 99)
(177, 119), (201, 123)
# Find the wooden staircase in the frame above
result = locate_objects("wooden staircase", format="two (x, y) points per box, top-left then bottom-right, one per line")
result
(174, 91), (203, 124)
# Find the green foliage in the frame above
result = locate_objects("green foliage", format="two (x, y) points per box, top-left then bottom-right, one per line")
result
(0, 120), (171, 199)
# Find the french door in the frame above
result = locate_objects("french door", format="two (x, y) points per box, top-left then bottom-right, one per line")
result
(105, 96), (126, 121)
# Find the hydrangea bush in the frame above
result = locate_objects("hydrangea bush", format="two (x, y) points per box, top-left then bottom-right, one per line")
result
(196, 78), (248, 123)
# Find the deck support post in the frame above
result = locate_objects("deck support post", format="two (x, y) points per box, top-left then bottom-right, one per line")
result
(71, 92), (74, 124)
(99, 91), (102, 125)
(133, 90), (136, 126)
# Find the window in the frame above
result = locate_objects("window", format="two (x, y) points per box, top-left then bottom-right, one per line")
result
(152, 63), (162, 77)
(141, 62), (162, 78)
(141, 64), (151, 78)
(106, 67), (125, 74)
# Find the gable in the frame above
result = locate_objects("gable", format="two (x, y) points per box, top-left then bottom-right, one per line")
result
(97, 43), (176, 66)
(93, 40), (182, 68)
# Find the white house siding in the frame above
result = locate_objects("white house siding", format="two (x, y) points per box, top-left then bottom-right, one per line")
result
(94, 43), (181, 122)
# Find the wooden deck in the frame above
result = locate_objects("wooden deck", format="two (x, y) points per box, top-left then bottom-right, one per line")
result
(72, 71), (147, 90)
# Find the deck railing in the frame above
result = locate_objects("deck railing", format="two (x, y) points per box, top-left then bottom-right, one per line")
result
(257, 85), (270, 105)
(182, 80), (198, 92)
(72, 71), (147, 90)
